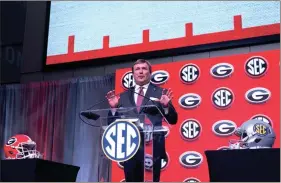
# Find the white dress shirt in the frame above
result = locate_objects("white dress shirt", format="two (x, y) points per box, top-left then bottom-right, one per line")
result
(135, 83), (169, 114)
(134, 83), (150, 104)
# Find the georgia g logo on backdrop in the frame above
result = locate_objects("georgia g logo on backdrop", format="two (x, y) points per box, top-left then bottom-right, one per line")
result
(178, 93), (201, 109)
(179, 151), (203, 168)
(245, 87), (271, 104)
(102, 120), (140, 162)
(245, 56), (268, 78)
(121, 71), (135, 89)
(212, 87), (234, 109)
(210, 63), (234, 78)
(150, 70), (169, 85)
(217, 146), (230, 150)
(212, 120), (237, 136)
(179, 64), (200, 84)
(183, 177), (201, 182)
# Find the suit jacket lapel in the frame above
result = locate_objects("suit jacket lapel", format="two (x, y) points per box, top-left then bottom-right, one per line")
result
(129, 87), (136, 107)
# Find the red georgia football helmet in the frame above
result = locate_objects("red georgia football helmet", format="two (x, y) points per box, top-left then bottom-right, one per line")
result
(4, 134), (42, 159)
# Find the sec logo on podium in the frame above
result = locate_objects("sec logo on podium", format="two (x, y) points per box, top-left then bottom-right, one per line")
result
(101, 119), (141, 162)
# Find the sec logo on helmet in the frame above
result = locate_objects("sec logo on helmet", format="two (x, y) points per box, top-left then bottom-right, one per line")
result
(245, 87), (271, 104)
(179, 151), (203, 168)
(178, 93), (201, 109)
(180, 119), (202, 141)
(210, 63), (234, 78)
(251, 114), (273, 127)
(102, 120), (140, 162)
(121, 71), (135, 89)
(245, 56), (268, 78)
(179, 64), (200, 84)
(150, 70), (169, 85)
(183, 177), (201, 182)
(253, 123), (269, 136)
(212, 120), (237, 136)
(212, 87), (234, 109)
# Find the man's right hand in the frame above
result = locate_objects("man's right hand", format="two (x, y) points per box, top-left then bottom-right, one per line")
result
(106, 90), (120, 108)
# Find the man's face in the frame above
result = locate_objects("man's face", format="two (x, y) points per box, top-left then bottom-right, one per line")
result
(133, 63), (151, 86)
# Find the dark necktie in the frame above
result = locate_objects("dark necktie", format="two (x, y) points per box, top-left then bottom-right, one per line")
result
(136, 86), (144, 112)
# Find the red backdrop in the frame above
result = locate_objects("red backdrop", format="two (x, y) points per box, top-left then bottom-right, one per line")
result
(113, 49), (280, 182)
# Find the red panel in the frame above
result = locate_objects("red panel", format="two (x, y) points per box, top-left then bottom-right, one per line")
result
(112, 49), (280, 182)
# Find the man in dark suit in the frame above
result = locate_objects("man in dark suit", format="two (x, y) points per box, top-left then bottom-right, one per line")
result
(106, 59), (178, 182)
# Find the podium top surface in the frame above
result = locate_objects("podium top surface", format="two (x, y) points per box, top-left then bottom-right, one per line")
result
(86, 104), (160, 113)
(81, 104), (171, 128)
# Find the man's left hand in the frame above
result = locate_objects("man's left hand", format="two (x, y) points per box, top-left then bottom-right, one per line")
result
(160, 88), (173, 107)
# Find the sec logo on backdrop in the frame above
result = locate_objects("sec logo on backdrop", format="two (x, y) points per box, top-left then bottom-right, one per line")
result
(212, 120), (237, 136)
(150, 70), (169, 85)
(245, 56), (268, 78)
(180, 119), (202, 141)
(245, 87), (271, 104)
(251, 114), (273, 127)
(179, 151), (203, 168)
(179, 63), (200, 84)
(121, 71), (135, 89)
(212, 87), (234, 109)
(178, 93), (201, 109)
(144, 153), (169, 171)
(102, 120), (140, 162)
(210, 63), (234, 78)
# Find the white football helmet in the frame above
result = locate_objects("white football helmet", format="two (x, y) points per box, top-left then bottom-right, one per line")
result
(229, 119), (276, 149)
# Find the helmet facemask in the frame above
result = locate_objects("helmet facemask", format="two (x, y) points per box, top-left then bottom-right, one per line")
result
(229, 128), (253, 149)
(14, 141), (42, 159)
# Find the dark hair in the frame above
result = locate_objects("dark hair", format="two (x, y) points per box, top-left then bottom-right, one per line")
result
(131, 59), (152, 73)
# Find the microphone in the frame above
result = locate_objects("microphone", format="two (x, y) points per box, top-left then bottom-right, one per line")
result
(127, 87), (163, 115)
(80, 90), (124, 120)
(80, 111), (100, 120)
(127, 87), (172, 129)
(80, 86), (170, 127)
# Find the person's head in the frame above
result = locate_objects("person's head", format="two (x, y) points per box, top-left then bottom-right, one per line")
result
(132, 59), (152, 86)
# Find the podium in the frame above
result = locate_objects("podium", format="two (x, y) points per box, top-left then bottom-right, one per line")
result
(81, 104), (170, 182)
(205, 148), (280, 182)
(1, 159), (80, 181)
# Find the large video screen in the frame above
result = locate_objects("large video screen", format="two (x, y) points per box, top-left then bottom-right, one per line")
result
(46, 1), (280, 65)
